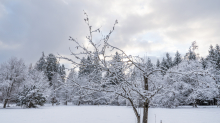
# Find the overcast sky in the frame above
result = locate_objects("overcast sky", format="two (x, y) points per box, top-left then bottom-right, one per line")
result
(0, 0), (220, 67)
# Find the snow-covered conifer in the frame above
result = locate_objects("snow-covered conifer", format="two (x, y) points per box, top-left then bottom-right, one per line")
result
(173, 51), (182, 66)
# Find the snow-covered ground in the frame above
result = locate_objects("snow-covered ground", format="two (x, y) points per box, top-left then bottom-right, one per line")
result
(0, 104), (220, 123)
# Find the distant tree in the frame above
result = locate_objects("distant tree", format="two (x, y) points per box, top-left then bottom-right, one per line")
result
(58, 64), (66, 82)
(165, 53), (173, 69)
(173, 51), (182, 66)
(46, 54), (59, 86)
(160, 57), (167, 75)
(185, 41), (198, 60)
(35, 52), (47, 72)
(200, 57), (208, 70)
(146, 58), (154, 72)
(207, 45), (215, 63)
(156, 59), (160, 68)
(105, 52), (124, 85)
(78, 57), (86, 78)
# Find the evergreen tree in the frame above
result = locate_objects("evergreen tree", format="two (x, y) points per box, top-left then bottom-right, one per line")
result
(59, 64), (66, 82)
(85, 56), (93, 76)
(156, 59), (160, 68)
(173, 51), (182, 66)
(185, 41), (198, 60)
(46, 54), (59, 86)
(146, 58), (153, 71)
(165, 53), (173, 69)
(90, 53), (102, 83)
(160, 58), (167, 70)
(215, 45), (220, 70)
(207, 45), (215, 63)
(105, 52), (124, 85)
(16, 86), (46, 108)
(200, 57), (208, 70)
(78, 57), (86, 78)
(36, 52), (47, 72)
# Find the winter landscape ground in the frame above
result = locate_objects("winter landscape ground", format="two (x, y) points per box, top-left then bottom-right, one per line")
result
(0, 104), (220, 123)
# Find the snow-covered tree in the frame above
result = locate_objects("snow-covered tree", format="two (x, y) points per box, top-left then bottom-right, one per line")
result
(59, 12), (216, 123)
(16, 86), (46, 108)
(200, 57), (208, 70)
(58, 64), (66, 82)
(105, 52), (125, 85)
(160, 57), (168, 75)
(185, 41), (198, 60)
(173, 51), (182, 66)
(156, 59), (160, 68)
(46, 53), (59, 86)
(165, 53), (173, 69)
(0, 57), (26, 108)
(35, 52), (47, 72)
(153, 60), (219, 108)
(16, 65), (49, 108)
(78, 57), (87, 78)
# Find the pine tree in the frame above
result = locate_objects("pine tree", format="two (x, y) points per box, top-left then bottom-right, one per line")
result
(165, 53), (173, 69)
(207, 45), (215, 62)
(160, 58), (167, 70)
(146, 58), (153, 71)
(215, 45), (220, 70)
(36, 52), (47, 72)
(85, 56), (93, 76)
(156, 59), (160, 68)
(200, 57), (208, 70)
(91, 53), (102, 83)
(105, 52), (124, 85)
(16, 86), (46, 108)
(173, 51), (182, 66)
(185, 41), (198, 60)
(46, 53), (59, 86)
(78, 57), (86, 78)
(59, 64), (66, 82)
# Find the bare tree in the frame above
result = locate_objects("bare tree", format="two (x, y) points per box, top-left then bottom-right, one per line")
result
(59, 12), (217, 123)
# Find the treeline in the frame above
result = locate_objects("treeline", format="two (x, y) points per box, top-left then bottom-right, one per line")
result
(0, 41), (220, 108)
(0, 53), (66, 108)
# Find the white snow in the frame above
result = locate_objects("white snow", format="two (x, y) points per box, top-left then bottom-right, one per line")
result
(0, 105), (220, 123)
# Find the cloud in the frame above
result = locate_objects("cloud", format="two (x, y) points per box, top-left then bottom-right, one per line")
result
(0, 0), (220, 66)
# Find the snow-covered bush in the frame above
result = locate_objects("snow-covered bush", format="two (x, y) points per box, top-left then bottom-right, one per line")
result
(16, 86), (46, 108)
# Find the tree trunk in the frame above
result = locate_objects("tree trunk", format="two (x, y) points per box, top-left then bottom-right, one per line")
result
(3, 99), (8, 108)
(143, 76), (149, 123)
(128, 98), (140, 123)
(193, 100), (197, 108)
(142, 101), (149, 123)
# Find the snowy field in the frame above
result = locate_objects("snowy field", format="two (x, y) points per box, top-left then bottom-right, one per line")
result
(0, 105), (220, 123)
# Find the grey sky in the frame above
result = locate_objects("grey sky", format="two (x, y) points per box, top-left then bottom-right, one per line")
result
(0, 0), (220, 67)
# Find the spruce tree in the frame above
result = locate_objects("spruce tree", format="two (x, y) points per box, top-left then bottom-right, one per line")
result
(59, 64), (66, 82)
(78, 57), (86, 78)
(160, 57), (167, 75)
(165, 53), (173, 69)
(207, 45), (215, 63)
(156, 59), (160, 68)
(46, 53), (59, 86)
(36, 52), (47, 72)
(105, 52), (124, 85)
(173, 51), (182, 66)
(146, 58), (153, 71)
(200, 57), (208, 70)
